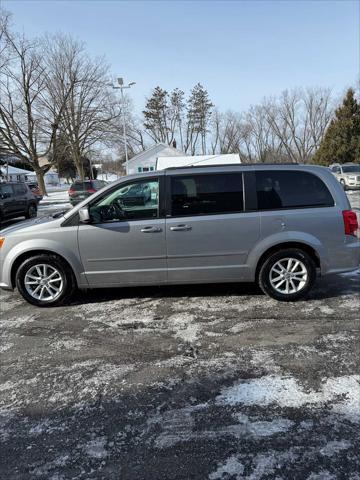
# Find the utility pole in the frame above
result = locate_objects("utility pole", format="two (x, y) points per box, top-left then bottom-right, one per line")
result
(110, 78), (136, 175)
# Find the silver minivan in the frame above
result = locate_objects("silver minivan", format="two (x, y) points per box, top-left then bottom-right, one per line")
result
(0, 164), (359, 307)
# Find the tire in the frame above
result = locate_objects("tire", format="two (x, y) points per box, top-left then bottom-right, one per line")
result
(258, 248), (317, 302)
(340, 179), (347, 191)
(25, 203), (37, 219)
(16, 254), (76, 307)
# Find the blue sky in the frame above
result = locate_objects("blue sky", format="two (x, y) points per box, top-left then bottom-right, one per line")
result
(3, 0), (359, 112)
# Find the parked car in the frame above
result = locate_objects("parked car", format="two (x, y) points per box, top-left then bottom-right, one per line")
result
(329, 163), (360, 190)
(0, 164), (359, 307)
(26, 182), (43, 202)
(0, 182), (38, 225)
(68, 180), (108, 205)
(117, 182), (152, 206)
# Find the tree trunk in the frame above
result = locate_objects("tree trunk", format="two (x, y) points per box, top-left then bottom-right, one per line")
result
(35, 169), (47, 197)
(74, 151), (84, 180)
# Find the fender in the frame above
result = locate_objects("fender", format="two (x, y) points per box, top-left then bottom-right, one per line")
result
(3, 238), (88, 289)
(246, 230), (325, 274)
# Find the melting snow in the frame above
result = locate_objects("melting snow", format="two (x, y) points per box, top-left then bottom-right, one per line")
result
(168, 314), (201, 343)
(319, 440), (351, 456)
(216, 374), (360, 421)
(84, 436), (108, 459)
(209, 456), (244, 479)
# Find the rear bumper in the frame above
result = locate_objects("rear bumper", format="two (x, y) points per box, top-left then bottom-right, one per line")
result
(322, 237), (360, 275)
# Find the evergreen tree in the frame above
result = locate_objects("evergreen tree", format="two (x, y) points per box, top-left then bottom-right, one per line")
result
(313, 88), (360, 165)
(143, 87), (169, 143)
(186, 83), (213, 154)
(169, 88), (185, 149)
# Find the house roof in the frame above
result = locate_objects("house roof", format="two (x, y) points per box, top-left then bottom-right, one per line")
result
(0, 165), (33, 175)
(128, 143), (184, 164)
(156, 153), (241, 170)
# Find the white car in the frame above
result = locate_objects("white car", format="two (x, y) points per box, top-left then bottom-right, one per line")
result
(329, 163), (360, 190)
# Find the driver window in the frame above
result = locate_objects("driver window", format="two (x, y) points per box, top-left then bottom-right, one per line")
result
(89, 179), (159, 223)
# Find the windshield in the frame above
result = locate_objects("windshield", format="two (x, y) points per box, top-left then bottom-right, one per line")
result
(342, 165), (360, 173)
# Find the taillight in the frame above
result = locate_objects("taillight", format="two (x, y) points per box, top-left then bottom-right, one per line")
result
(342, 210), (358, 236)
(68, 188), (75, 196)
(87, 188), (96, 193)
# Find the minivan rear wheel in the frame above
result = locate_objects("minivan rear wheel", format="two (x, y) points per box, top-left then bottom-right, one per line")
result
(16, 254), (76, 307)
(258, 248), (316, 301)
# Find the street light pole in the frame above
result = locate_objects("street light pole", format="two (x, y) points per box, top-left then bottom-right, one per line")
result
(120, 86), (129, 175)
(110, 78), (136, 176)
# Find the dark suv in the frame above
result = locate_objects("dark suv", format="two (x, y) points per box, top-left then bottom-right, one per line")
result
(68, 180), (108, 205)
(0, 182), (38, 224)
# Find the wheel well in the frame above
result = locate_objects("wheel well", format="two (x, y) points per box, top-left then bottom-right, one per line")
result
(11, 250), (75, 288)
(255, 242), (320, 280)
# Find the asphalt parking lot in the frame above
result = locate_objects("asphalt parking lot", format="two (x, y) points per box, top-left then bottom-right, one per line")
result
(0, 192), (359, 480)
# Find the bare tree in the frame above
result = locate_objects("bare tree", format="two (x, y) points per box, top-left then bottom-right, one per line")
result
(0, 8), (12, 70)
(45, 34), (122, 179)
(210, 110), (243, 155)
(264, 88), (333, 162)
(0, 26), (64, 194)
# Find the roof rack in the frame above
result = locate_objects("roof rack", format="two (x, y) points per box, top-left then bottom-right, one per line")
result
(165, 162), (299, 170)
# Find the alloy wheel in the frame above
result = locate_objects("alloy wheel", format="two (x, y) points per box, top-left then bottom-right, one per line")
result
(269, 257), (308, 295)
(24, 264), (64, 302)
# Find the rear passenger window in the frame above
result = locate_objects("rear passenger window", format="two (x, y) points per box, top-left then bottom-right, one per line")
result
(170, 173), (244, 216)
(255, 171), (334, 210)
(72, 182), (90, 191)
(13, 184), (27, 195)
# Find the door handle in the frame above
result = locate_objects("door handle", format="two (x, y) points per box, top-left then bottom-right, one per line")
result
(140, 226), (162, 233)
(170, 224), (192, 232)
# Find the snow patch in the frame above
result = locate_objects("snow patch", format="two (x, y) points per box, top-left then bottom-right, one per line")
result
(84, 436), (108, 459)
(168, 314), (200, 343)
(233, 413), (293, 437)
(0, 342), (14, 353)
(306, 472), (337, 480)
(320, 440), (351, 456)
(216, 374), (360, 421)
(209, 455), (244, 479)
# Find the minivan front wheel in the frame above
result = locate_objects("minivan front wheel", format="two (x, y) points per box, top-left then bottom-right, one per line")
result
(16, 254), (76, 307)
(258, 249), (316, 301)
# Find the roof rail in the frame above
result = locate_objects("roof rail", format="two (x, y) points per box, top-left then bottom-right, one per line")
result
(165, 162), (299, 170)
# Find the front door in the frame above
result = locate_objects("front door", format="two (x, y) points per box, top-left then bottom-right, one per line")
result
(77, 177), (167, 287)
(165, 171), (260, 283)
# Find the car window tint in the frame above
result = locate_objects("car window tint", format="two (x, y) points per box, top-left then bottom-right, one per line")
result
(342, 165), (360, 173)
(0, 184), (13, 196)
(171, 173), (244, 217)
(255, 171), (334, 210)
(13, 183), (27, 195)
(89, 179), (159, 223)
(71, 182), (91, 191)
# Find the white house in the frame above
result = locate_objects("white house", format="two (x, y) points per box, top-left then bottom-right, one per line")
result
(0, 165), (33, 182)
(0, 165), (59, 185)
(156, 153), (241, 170)
(128, 143), (184, 174)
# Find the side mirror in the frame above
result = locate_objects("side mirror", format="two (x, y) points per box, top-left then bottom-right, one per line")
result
(79, 206), (91, 223)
